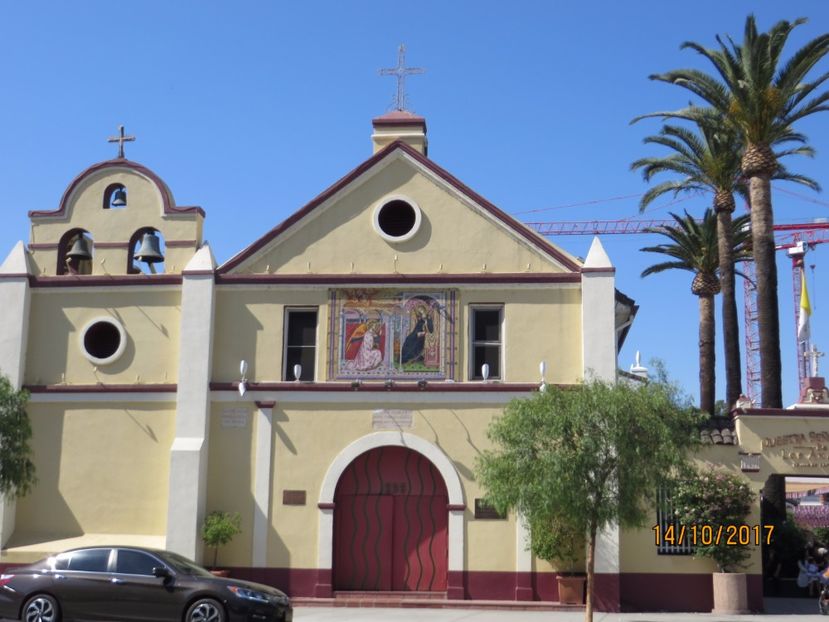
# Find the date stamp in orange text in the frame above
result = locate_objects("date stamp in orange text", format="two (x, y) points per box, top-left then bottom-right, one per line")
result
(652, 524), (774, 547)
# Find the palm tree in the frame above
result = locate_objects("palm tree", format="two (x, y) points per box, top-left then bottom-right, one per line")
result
(631, 109), (818, 409)
(641, 209), (751, 413)
(644, 15), (829, 410)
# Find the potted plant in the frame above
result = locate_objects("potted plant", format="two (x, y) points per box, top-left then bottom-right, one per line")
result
(529, 514), (585, 604)
(673, 468), (754, 613)
(201, 510), (242, 577)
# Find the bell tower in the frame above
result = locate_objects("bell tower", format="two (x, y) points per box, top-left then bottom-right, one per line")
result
(27, 127), (205, 277)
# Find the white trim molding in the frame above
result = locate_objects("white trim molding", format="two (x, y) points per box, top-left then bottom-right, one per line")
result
(371, 194), (423, 243)
(78, 316), (127, 365)
(252, 404), (274, 567)
(317, 431), (465, 572)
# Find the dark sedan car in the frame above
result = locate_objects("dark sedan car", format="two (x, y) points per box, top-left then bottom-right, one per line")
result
(0, 546), (291, 622)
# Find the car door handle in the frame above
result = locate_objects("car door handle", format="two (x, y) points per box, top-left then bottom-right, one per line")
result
(54, 574), (66, 581)
(110, 577), (124, 585)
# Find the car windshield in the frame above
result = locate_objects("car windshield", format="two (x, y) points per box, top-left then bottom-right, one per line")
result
(158, 551), (214, 578)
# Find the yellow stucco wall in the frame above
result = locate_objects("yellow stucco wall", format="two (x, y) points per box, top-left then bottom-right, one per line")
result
(14, 403), (175, 541)
(29, 166), (201, 276)
(235, 158), (577, 275)
(212, 286), (581, 385)
(620, 447), (765, 575)
(26, 289), (181, 386)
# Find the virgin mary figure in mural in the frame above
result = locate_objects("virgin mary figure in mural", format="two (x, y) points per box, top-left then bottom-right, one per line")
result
(345, 319), (384, 371)
(401, 306), (434, 365)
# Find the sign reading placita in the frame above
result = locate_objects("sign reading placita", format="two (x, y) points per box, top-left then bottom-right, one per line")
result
(372, 409), (413, 430)
(221, 408), (249, 429)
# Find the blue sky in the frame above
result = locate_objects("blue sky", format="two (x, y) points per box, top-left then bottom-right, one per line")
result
(1, 1), (827, 406)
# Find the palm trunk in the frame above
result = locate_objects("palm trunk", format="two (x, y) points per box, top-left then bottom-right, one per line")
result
(748, 174), (782, 408)
(699, 294), (716, 414)
(717, 209), (742, 408)
(585, 522), (597, 622)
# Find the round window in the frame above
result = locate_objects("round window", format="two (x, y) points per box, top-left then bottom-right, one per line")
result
(372, 196), (422, 243)
(80, 317), (127, 365)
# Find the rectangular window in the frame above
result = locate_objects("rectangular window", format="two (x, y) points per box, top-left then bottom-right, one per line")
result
(283, 308), (317, 381)
(470, 306), (502, 380)
(655, 488), (694, 555)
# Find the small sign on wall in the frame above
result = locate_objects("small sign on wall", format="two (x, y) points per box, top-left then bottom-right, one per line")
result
(474, 498), (506, 520)
(221, 408), (249, 429)
(372, 409), (413, 430)
(283, 490), (307, 506)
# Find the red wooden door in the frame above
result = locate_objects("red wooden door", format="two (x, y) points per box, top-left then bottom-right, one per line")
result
(333, 447), (448, 592)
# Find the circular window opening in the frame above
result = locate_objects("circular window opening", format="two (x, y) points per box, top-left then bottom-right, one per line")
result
(80, 318), (126, 365)
(373, 197), (422, 243)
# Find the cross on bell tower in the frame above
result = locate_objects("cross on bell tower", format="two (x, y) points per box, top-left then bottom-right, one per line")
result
(108, 125), (136, 159)
(379, 44), (425, 111)
(805, 344), (825, 378)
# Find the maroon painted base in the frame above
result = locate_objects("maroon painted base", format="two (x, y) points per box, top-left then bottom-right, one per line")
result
(620, 572), (763, 612)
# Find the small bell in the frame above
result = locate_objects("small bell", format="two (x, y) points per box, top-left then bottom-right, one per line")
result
(65, 236), (92, 261)
(134, 232), (164, 264)
(111, 188), (127, 207)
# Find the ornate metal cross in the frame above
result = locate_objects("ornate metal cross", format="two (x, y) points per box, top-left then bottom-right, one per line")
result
(805, 343), (825, 377)
(379, 44), (425, 111)
(108, 125), (136, 159)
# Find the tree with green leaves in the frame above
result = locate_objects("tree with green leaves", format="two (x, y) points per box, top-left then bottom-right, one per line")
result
(476, 377), (701, 622)
(641, 209), (751, 414)
(0, 375), (36, 498)
(631, 109), (817, 409)
(644, 15), (829, 410)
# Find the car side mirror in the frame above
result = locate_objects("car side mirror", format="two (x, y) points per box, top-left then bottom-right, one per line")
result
(152, 566), (171, 579)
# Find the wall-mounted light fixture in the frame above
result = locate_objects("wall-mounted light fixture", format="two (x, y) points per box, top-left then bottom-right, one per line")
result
(238, 360), (248, 397)
(293, 364), (302, 382)
(539, 360), (547, 392)
(481, 363), (490, 383)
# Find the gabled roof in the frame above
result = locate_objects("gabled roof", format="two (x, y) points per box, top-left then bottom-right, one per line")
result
(218, 140), (581, 274)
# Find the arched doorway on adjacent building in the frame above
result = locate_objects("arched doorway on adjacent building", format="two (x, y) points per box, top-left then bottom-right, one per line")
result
(333, 446), (448, 592)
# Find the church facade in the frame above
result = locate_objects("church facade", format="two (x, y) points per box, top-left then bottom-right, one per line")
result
(2, 111), (829, 612)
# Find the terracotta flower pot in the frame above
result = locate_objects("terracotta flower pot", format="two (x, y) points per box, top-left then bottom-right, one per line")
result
(712, 572), (749, 614)
(557, 575), (586, 604)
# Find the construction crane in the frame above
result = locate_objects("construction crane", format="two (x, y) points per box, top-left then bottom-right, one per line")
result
(527, 218), (829, 404)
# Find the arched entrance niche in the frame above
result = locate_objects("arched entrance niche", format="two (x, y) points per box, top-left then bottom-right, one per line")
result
(316, 432), (465, 597)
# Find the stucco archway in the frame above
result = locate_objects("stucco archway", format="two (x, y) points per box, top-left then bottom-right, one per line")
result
(315, 432), (465, 597)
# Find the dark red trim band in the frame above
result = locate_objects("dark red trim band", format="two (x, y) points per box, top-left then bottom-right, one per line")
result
(218, 141), (580, 274)
(216, 272), (581, 285)
(26, 384), (178, 393)
(736, 407), (829, 418)
(27, 243), (59, 251)
(93, 242), (130, 249)
(581, 267), (616, 274)
(255, 401), (276, 409)
(447, 504), (466, 511)
(31, 274), (183, 287)
(318, 502), (335, 510)
(210, 381), (546, 393)
(165, 240), (199, 248)
(29, 158), (206, 219)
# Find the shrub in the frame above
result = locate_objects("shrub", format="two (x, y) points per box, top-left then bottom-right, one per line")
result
(201, 511), (241, 567)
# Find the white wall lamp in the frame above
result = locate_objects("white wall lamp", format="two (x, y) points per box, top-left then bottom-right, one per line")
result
(293, 363), (302, 382)
(539, 360), (547, 392)
(238, 360), (248, 397)
(481, 363), (490, 383)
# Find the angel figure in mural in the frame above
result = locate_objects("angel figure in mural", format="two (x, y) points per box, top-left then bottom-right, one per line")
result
(345, 319), (385, 371)
(401, 305), (435, 365)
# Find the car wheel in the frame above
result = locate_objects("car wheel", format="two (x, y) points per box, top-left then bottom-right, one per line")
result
(23, 594), (60, 622)
(185, 598), (225, 622)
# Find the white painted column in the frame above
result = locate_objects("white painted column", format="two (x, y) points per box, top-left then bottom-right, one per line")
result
(581, 237), (621, 610)
(0, 242), (33, 548)
(514, 513), (533, 600)
(165, 245), (216, 561)
(252, 401), (274, 568)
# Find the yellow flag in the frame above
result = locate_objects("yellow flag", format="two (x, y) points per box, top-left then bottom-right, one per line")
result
(798, 268), (811, 341)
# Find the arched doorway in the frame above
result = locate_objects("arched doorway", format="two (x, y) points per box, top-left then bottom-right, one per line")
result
(333, 446), (448, 592)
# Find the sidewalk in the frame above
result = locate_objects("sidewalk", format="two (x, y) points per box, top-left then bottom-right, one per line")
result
(294, 598), (825, 621)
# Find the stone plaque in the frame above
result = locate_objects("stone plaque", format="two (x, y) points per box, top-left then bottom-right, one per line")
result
(372, 409), (413, 430)
(474, 498), (506, 520)
(221, 407), (249, 429)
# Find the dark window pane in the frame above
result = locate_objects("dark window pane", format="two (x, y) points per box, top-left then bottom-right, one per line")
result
(377, 200), (417, 237)
(116, 550), (158, 575)
(287, 311), (317, 347)
(67, 549), (110, 572)
(473, 309), (501, 342)
(285, 347), (315, 381)
(472, 345), (500, 378)
(84, 321), (121, 359)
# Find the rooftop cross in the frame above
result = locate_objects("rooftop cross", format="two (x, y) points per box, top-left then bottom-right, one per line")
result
(379, 44), (425, 111)
(108, 125), (136, 159)
(805, 343), (825, 377)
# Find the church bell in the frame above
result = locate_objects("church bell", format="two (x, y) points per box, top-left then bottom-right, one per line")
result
(111, 188), (127, 207)
(65, 236), (92, 261)
(134, 232), (164, 264)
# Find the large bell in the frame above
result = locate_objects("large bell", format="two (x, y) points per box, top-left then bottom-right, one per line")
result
(111, 188), (127, 207)
(134, 232), (164, 264)
(65, 236), (92, 261)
